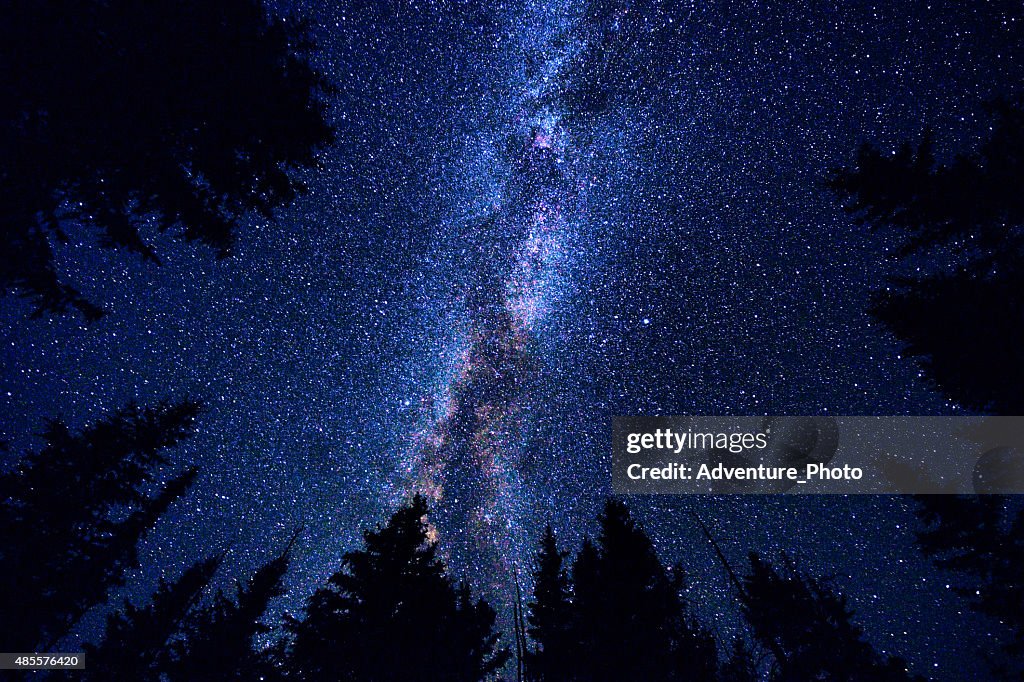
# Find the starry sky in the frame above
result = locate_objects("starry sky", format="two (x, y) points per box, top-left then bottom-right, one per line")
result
(2, 0), (1022, 678)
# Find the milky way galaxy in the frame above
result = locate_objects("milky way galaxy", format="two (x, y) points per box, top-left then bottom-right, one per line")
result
(397, 2), (605, 587)
(2, 0), (1022, 677)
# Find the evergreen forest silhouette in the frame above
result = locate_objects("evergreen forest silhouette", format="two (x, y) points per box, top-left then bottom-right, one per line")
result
(3, 400), (1024, 680)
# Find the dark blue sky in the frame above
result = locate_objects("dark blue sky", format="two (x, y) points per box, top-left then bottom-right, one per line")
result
(2, 1), (1021, 677)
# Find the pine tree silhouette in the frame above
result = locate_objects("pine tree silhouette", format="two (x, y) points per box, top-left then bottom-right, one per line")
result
(0, 0), (334, 320)
(568, 534), (602, 678)
(829, 101), (1024, 412)
(166, 535), (297, 681)
(82, 556), (222, 681)
(739, 552), (921, 681)
(915, 495), (1024, 659)
(285, 494), (510, 681)
(568, 499), (717, 682)
(524, 525), (573, 681)
(0, 399), (201, 650)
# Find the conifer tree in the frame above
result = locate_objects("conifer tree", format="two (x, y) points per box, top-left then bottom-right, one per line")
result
(914, 495), (1024, 657)
(0, 399), (201, 649)
(285, 494), (510, 681)
(1, 0), (333, 320)
(569, 499), (717, 682)
(829, 101), (1024, 412)
(740, 552), (921, 681)
(166, 538), (296, 681)
(568, 535), (602, 678)
(525, 525), (573, 681)
(82, 556), (222, 681)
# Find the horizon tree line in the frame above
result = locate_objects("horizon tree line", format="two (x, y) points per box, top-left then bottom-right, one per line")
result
(4, 400), (1022, 680)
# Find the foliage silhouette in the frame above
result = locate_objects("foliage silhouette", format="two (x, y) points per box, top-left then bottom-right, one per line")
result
(915, 495), (1024, 662)
(0, 0), (333, 320)
(83, 539), (294, 682)
(528, 500), (717, 682)
(739, 552), (921, 681)
(82, 556), (223, 681)
(0, 399), (201, 650)
(524, 525), (574, 681)
(165, 539), (295, 681)
(285, 494), (510, 681)
(1, 452), (945, 682)
(829, 101), (1024, 412)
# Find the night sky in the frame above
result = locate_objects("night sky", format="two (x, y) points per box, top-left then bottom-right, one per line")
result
(2, 1), (1022, 678)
